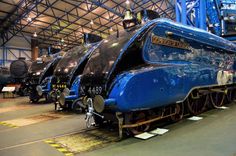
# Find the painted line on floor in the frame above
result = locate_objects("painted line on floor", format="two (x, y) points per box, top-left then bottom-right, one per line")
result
(0, 121), (18, 128)
(0, 105), (32, 114)
(0, 112), (69, 127)
(45, 140), (74, 156)
(45, 129), (119, 154)
(0, 128), (94, 151)
(0, 98), (9, 102)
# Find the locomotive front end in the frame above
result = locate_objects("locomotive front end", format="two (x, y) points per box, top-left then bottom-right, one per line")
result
(28, 57), (54, 103)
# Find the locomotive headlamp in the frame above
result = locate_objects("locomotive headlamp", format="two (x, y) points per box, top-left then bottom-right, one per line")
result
(64, 68), (69, 73)
(59, 93), (65, 106)
(124, 10), (133, 21)
(36, 71), (41, 75)
(36, 85), (43, 96)
(63, 87), (70, 96)
(93, 95), (105, 113)
(122, 9), (138, 29)
(137, 12), (142, 23)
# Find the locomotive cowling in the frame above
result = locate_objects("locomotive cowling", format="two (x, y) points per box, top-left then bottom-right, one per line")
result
(53, 43), (101, 111)
(28, 56), (61, 103)
(79, 18), (236, 136)
(58, 75), (81, 110)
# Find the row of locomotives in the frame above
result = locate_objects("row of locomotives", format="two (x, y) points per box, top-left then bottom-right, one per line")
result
(28, 54), (63, 103)
(52, 34), (102, 111)
(7, 57), (32, 96)
(75, 10), (236, 139)
(56, 10), (159, 113)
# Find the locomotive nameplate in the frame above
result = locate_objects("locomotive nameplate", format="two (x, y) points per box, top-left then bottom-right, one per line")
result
(151, 35), (189, 50)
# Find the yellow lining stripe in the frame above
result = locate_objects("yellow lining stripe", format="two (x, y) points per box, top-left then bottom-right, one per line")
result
(44, 140), (74, 156)
(0, 122), (18, 128)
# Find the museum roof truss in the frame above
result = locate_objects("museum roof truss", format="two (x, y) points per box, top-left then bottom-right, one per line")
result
(0, 0), (175, 50)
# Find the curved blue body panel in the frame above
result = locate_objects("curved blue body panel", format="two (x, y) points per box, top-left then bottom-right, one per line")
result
(106, 19), (236, 112)
(108, 65), (219, 111)
(41, 76), (53, 94)
(65, 76), (80, 101)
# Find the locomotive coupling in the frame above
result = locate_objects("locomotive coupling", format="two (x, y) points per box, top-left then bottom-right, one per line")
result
(85, 98), (104, 128)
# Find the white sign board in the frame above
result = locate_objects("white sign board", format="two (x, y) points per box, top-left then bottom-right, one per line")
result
(2, 87), (16, 92)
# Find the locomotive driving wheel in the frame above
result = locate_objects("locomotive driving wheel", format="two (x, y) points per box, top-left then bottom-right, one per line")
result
(210, 92), (225, 108)
(187, 93), (208, 115)
(129, 112), (150, 135)
(226, 89), (236, 104)
(170, 102), (184, 122)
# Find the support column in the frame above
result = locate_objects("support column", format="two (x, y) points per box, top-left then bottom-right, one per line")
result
(31, 39), (39, 61)
(2, 46), (6, 66)
(199, 0), (207, 30)
(181, 0), (187, 25)
(175, 1), (181, 22)
(220, 11), (225, 35)
(195, 7), (199, 28)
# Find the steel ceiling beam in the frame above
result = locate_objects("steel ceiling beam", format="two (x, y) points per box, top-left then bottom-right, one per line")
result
(89, 0), (123, 17)
(1, 0), (57, 46)
(0, 0), (28, 30)
(38, 0), (126, 48)
(37, 0), (117, 47)
(62, 0), (170, 51)
(0, 0), (175, 50)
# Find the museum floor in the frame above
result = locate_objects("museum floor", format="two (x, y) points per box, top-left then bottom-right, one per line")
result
(0, 95), (235, 156)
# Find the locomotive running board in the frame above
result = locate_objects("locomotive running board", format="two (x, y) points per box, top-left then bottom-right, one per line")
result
(209, 88), (227, 94)
(116, 112), (176, 139)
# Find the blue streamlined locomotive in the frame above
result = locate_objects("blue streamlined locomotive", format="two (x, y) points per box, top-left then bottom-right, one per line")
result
(53, 43), (101, 111)
(28, 56), (61, 103)
(78, 16), (236, 137)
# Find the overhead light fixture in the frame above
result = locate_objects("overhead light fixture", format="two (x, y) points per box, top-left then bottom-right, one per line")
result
(27, 16), (32, 22)
(61, 38), (64, 42)
(104, 39), (108, 43)
(126, 0), (130, 5)
(111, 42), (119, 47)
(33, 32), (37, 37)
(110, 27), (113, 32)
(90, 20), (94, 25)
